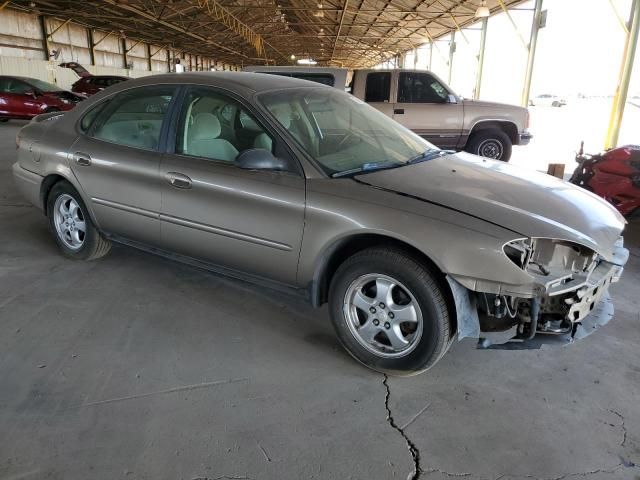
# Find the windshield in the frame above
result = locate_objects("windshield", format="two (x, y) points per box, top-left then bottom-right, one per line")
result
(258, 87), (438, 176)
(26, 78), (63, 92)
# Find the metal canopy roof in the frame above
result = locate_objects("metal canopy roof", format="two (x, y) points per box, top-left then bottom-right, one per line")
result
(10, 0), (526, 68)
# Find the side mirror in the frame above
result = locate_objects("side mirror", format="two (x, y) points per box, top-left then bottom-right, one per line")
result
(235, 148), (292, 172)
(447, 94), (458, 104)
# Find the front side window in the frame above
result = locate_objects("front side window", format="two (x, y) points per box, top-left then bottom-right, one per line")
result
(259, 87), (437, 176)
(397, 72), (449, 103)
(364, 72), (391, 102)
(176, 87), (273, 162)
(91, 86), (174, 150)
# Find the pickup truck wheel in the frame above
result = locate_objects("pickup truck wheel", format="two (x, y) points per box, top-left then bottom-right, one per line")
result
(328, 248), (451, 376)
(466, 128), (512, 161)
(47, 180), (111, 261)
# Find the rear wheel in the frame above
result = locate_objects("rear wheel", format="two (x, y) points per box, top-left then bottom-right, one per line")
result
(46, 181), (111, 260)
(465, 128), (512, 161)
(328, 248), (451, 376)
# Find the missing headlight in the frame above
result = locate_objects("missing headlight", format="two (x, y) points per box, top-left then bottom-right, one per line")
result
(504, 238), (597, 276)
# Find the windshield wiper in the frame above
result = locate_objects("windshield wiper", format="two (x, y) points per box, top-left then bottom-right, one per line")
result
(331, 161), (403, 178)
(407, 149), (455, 164)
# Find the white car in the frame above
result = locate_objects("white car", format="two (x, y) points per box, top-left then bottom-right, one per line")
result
(529, 94), (567, 107)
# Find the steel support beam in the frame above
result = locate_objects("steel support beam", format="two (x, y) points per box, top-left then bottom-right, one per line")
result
(605, 0), (640, 149)
(38, 15), (52, 61)
(146, 43), (152, 71)
(429, 40), (433, 70)
(521, 0), (543, 107)
(474, 16), (488, 100)
(87, 28), (96, 66)
(448, 31), (455, 84)
(121, 38), (128, 69)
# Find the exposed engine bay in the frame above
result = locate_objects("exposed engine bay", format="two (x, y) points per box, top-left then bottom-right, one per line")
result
(449, 237), (629, 348)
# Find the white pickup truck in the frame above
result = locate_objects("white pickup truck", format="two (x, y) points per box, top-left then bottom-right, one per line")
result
(243, 66), (532, 161)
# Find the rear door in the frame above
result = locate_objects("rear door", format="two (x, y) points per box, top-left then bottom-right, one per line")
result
(360, 71), (394, 118)
(392, 71), (463, 148)
(70, 85), (177, 245)
(158, 86), (305, 285)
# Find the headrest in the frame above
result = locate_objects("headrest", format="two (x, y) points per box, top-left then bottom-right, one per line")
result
(191, 113), (221, 140)
(272, 106), (292, 130)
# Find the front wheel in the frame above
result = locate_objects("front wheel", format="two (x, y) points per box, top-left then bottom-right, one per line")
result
(47, 180), (111, 260)
(465, 128), (512, 161)
(328, 248), (452, 376)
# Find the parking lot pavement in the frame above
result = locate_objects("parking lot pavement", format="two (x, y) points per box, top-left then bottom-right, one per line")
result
(1, 120), (639, 480)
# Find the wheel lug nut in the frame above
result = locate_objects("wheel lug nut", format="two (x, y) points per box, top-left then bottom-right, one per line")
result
(389, 312), (394, 319)
(369, 307), (376, 313)
(384, 322), (391, 329)
(379, 302), (385, 309)
(373, 319), (380, 326)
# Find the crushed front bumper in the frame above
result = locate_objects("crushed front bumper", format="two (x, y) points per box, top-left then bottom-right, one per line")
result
(447, 239), (629, 350)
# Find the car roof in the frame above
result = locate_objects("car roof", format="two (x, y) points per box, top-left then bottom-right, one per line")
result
(112, 71), (330, 94)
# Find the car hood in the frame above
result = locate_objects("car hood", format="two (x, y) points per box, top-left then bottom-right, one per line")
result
(355, 152), (626, 259)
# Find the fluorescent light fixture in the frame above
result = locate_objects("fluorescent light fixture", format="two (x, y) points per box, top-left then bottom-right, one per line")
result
(297, 58), (318, 65)
(475, 0), (490, 18)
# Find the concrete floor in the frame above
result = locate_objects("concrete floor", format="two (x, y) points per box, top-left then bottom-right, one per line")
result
(1, 120), (639, 480)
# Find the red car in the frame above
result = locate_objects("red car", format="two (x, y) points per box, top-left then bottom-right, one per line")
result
(0, 76), (83, 122)
(71, 75), (129, 97)
(60, 62), (129, 97)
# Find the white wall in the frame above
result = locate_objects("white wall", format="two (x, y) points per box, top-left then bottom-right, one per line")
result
(0, 7), (219, 90)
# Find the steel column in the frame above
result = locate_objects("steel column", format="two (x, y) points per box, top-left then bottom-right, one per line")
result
(121, 38), (128, 69)
(448, 31), (455, 84)
(87, 28), (95, 66)
(429, 40), (433, 70)
(146, 43), (152, 71)
(474, 17), (488, 100)
(605, 0), (640, 149)
(521, 0), (543, 107)
(38, 15), (50, 61)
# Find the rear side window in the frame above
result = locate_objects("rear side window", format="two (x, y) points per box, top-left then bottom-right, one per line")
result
(364, 72), (391, 102)
(397, 72), (448, 103)
(90, 86), (175, 150)
(79, 101), (109, 132)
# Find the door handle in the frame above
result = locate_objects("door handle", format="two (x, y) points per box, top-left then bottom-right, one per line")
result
(74, 152), (92, 166)
(394, 108), (405, 114)
(166, 172), (192, 189)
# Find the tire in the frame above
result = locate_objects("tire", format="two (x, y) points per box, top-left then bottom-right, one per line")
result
(328, 247), (451, 376)
(46, 180), (111, 260)
(0, 118), (8, 123)
(552, 101), (559, 107)
(465, 128), (512, 161)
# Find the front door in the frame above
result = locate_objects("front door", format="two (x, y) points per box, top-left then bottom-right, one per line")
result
(392, 71), (463, 148)
(70, 85), (177, 245)
(159, 86), (305, 285)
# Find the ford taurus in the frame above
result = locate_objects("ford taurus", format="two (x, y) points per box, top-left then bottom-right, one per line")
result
(12, 72), (629, 374)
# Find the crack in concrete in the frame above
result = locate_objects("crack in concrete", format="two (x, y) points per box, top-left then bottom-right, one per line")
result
(420, 463), (631, 480)
(383, 374), (421, 479)
(607, 409), (627, 447)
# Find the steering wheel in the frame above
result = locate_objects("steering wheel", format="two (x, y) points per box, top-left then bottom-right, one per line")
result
(337, 132), (360, 150)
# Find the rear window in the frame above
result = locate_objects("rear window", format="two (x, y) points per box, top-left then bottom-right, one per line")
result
(364, 72), (391, 102)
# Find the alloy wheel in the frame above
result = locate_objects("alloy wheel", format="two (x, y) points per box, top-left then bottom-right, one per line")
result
(53, 194), (86, 250)
(343, 274), (423, 358)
